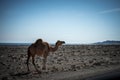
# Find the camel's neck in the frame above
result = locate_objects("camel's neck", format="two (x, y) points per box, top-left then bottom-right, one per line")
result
(50, 44), (59, 52)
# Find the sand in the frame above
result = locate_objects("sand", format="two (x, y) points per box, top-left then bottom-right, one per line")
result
(0, 45), (120, 80)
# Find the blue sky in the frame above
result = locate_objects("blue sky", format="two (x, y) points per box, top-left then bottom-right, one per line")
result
(0, 0), (120, 43)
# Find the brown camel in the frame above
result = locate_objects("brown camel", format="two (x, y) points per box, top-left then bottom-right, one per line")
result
(26, 39), (65, 73)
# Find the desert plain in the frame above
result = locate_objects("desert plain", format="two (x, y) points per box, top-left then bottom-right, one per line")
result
(0, 44), (120, 80)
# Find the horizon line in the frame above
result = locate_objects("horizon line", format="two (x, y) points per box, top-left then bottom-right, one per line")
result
(0, 40), (120, 44)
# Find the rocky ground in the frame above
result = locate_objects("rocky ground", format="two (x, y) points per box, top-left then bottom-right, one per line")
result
(0, 45), (120, 80)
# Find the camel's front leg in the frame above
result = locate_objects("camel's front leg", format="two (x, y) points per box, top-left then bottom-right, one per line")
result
(32, 56), (41, 74)
(42, 52), (49, 70)
(42, 58), (47, 70)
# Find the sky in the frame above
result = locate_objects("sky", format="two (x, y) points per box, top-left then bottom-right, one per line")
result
(0, 0), (120, 44)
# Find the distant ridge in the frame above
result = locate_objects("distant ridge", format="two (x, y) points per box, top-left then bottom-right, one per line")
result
(93, 40), (120, 45)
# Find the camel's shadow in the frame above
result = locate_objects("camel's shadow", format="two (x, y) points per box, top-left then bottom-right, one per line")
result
(10, 71), (45, 77)
(10, 72), (31, 77)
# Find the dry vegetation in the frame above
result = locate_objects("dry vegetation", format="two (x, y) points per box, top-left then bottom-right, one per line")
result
(0, 45), (120, 80)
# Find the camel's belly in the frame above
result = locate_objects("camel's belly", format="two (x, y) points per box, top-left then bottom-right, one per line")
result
(35, 49), (44, 56)
(29, 46), (48, 57)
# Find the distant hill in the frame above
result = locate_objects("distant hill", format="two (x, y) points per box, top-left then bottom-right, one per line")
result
(93, 40), (120, 45)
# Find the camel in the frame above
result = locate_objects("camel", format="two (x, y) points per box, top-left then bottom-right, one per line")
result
(26, 39), (65, 73)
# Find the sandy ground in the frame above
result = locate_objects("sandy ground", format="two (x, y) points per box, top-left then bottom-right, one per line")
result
(0, 45), (120, 80)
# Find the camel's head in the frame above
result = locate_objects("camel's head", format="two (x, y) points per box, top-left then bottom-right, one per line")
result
(56, 40), (65, 46)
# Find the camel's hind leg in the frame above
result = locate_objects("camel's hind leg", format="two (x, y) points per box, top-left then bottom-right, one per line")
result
(26, 52), (30, 72)
(32, 56), (41, 74)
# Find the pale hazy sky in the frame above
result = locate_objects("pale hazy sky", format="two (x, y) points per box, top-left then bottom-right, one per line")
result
(0, 0), (120, 43)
